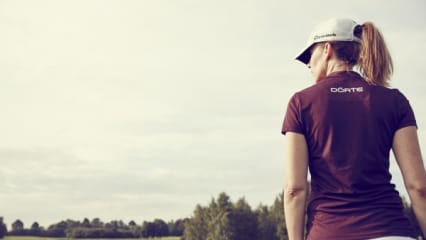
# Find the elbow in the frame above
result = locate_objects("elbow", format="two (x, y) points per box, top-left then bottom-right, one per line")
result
(406, 180), (426, 199)
(284, 183), (308, 201)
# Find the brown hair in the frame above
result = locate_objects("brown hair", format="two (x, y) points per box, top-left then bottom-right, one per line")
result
(329, 41), (360, 66)
(329, 22), (393, 87)
(358, 22), (393, 87)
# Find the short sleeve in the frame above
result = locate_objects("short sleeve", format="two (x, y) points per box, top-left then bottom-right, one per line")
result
(395, 90), (417, 130)
(281, 93), (305, 135)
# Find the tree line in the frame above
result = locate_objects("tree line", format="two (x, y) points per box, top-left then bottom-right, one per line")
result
(182, 192), (286, 240)
(0, 192), (422, 239)
(0, 217), (185, 238)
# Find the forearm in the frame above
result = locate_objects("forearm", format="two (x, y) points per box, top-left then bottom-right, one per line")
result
(392, 127), (426, 237)
(283, 132), (309, 240)
(284, 187), (308, 240)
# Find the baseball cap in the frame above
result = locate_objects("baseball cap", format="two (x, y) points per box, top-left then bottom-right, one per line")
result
(295, 18), (362, 64)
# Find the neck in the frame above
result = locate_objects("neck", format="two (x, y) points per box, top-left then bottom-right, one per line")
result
(326, 60), (352, 76)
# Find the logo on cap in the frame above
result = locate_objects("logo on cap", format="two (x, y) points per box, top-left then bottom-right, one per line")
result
(313, 33), (337, 41)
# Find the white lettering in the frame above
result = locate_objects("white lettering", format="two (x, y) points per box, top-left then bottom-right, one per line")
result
(330, 87), (363, 93)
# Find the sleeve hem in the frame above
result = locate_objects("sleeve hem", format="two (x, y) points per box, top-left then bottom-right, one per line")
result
(281, 129), (304, 135)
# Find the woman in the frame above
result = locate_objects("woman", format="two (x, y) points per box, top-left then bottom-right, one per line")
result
(282, 18), (426, 240)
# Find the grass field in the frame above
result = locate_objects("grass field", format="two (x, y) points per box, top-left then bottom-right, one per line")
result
(4, 237), (180, 240)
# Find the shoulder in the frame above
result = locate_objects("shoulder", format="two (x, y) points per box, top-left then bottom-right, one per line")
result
(293, 82), (325, 99)
(371, 86), (409, 100)
(291, 79), (337, 104)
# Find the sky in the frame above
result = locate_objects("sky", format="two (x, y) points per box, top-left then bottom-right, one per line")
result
(1, 0), (426, 229)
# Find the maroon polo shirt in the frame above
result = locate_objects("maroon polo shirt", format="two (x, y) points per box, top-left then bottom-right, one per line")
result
(282, 71), (417, 240)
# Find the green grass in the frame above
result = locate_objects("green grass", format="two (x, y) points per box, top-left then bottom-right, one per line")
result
(4, 237), (180, 240)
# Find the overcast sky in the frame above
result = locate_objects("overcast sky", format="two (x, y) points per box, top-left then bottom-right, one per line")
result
(1, 0), (426, 228)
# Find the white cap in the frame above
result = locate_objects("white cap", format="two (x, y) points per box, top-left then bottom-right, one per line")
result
(295, 18), (362, 64)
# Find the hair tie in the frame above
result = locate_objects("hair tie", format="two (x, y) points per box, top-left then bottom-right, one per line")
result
(354, 24), (363, 38)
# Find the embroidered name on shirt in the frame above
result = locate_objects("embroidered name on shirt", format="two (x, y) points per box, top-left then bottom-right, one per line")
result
(330, 87), (364, 93)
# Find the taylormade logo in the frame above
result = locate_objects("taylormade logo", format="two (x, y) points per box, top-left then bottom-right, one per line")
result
(330, 87), (364, 93)
(314, 33), (337, 40)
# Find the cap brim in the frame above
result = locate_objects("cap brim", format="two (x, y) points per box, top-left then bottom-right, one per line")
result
(295, 44), (313, 65)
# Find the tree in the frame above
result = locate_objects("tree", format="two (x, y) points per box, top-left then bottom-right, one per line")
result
(91, 218), (103, 228)
(141, 221), (155, 237)
(10, 219), (25, 235)
(31, 222), (39, 230)
(82, 218), (91, 228)
(270, 192), (287, 240)
(0, 217), (7, 239)
(104, 220), (126, 231)
(229, 198), (258, 240)
(130, 225), (143, 238)
(12, 219), (24, 232)
(184, 192), (260, 240)
(256, 205), (279, 240)
(168, 218), (187, 236)
(206, 192), (234, 240)
(183, 191), (290, 240)
(29, 222), (42, 236)
(153, 219), (169, 236)
(46, 220), (67, 237)
(183, 204), (209, 240)
(128, 220), (137, 228)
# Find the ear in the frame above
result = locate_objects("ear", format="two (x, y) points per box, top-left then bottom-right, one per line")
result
(323, 42), (333, 60)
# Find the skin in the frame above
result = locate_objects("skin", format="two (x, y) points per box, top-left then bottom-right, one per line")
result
(284, 42), (426, 239)
(284, 132), (308, 240)
(308, 42), (351, 82)
(393, 127), (426, 236)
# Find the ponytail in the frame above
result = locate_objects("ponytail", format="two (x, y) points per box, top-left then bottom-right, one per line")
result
(358, 22), (393, 87)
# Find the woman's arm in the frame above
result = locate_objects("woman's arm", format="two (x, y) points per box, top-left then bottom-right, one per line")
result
(392, 126), (426, 237)
(284, 132), (309, 240)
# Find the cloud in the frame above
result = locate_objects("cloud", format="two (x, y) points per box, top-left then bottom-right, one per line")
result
(0, 0), (425, 228)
